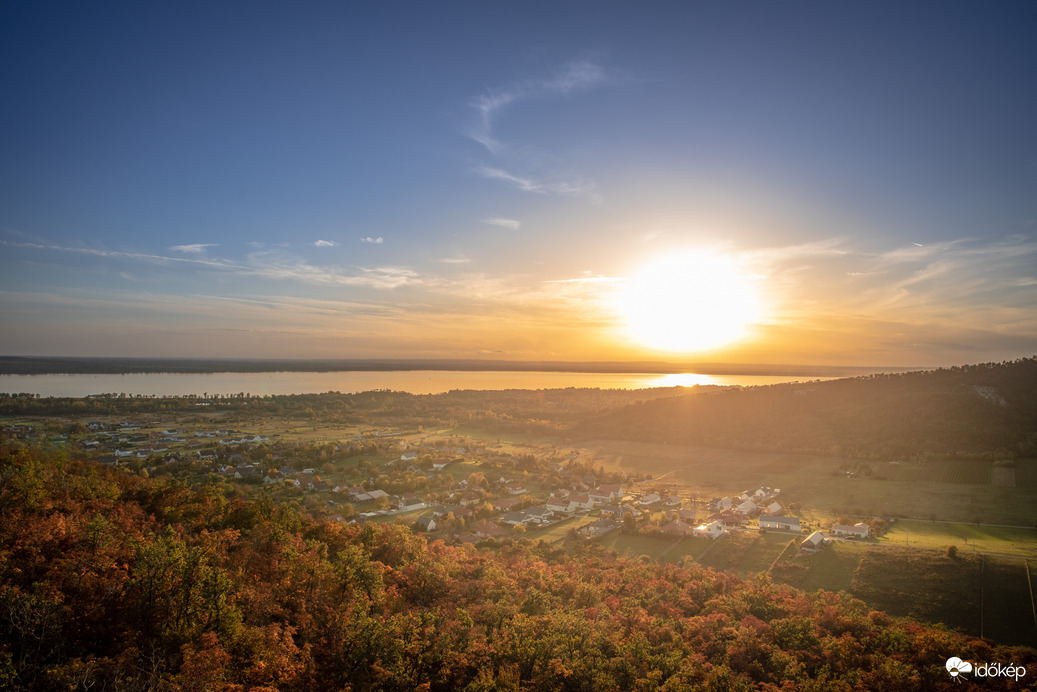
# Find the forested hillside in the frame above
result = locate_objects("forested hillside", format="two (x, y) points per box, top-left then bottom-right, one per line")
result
(2, 442), (1034, 690)
(573, 358), (1037, 459)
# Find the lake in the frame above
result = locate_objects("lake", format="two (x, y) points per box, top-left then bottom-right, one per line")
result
(0, 370), (835, 398)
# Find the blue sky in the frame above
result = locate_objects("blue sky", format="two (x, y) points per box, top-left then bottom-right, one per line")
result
(2, 2), (1035, 366)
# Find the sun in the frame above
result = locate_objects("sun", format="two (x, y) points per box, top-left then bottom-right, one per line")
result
(614, 249), (761, 353)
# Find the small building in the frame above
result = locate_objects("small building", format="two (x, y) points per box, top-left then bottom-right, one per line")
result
(569, 493), (594, 511)
(524, 507), (554, 524)
(709, 497), (732, 512)
(590, 484), (623, 504)
(694, 520), (726, 540)
(668, 508), (697, 523)
(800, 531), (826, 553)
(638, 493), (662, 507)
(577, 518), (622, 538)
(831, 522), (869, 539)
(494, 497), (523, 512)
(547, 499), (573, 514)
(735, 499), (758, 515)
(760, 516), (801, 532)
(500, 511), (538, 526)
(474, 520), (505, 539)
(709, 510), (749, 527)
(416, 516), (437, 532)
(600, 505), (639, 520)
(660, 519), (695, 537)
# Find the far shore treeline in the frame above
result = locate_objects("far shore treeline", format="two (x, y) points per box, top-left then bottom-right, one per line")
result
(0, 355), (912, 377)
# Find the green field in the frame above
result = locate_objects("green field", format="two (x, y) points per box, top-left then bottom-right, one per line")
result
(879, 520), (1037, 557)
(773, 540), (866, 593)
(694, 531), (794, 575)
(529, 516), (582, 543)
(661, 536), (715, 564)
(595, 532), (675, 560)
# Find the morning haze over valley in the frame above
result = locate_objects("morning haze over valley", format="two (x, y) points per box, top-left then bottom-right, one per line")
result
(1, 2), (1036, 690)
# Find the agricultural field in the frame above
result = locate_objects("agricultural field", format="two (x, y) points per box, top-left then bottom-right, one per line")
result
(879, 520), (1037, 557)
(595, 533), (675, 560)
(772, 540), (867, 593)
(660, 536), (716, 565)
(694, 531), (794, 575)
(527, 516), (583, 543)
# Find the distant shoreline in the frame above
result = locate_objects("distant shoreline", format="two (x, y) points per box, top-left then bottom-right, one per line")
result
(0, 356), (918, 378)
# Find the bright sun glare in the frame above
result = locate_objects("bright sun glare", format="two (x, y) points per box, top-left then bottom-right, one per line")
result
(615, 250), (761, 353)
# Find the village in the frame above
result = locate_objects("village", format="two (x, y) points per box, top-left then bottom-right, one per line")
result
(2, 416), (882, 558)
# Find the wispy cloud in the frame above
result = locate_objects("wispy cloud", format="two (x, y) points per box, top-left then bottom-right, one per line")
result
(361, 236), (384, 244)
(481, 217), (521, 231)
(3, 238), (420, 291)
(466, 59), (613, 202)
(476, 166), (600, 201)
(438, 257), (471, 264)
(1, 240), (242, 271)
(313, 239), (338, 247)
(170, 243), (217, 254)
(468, 59), (611, 155)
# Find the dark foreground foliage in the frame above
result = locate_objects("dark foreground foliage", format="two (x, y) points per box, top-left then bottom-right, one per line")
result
(1, 442), (1034, 691)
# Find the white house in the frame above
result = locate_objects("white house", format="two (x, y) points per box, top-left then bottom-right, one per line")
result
(694, 520), (726, 539)
(637, 493), (662, 507)
(801, 531), (826, 553)
(831, 522), (869, 539)
(760, 516), (801, 532)
(735, 499), (758, 515)
(546, 498), (573, 514)
(569, 493), (594, 510)
(416, 516), (437, 532)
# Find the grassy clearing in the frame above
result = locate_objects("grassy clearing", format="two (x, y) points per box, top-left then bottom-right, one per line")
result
(529, 516), (581, 543)
(595, 533), (674, 560)
(662, 536), (716, 564)
(696, 532), (760, 573)
(736, 532), (799, 574)
(879, 520), (1037, 557)
(773, 540), (865, 593)
(983, 556), (1037, 648)
(851, 547), (982, 635)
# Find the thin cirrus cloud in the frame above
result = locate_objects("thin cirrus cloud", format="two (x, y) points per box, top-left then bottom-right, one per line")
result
(475, 167), (600, 201)
(169, 243), (218, 254)
(2, 240), (242, 271)
(4, 238), (420, 292)
(466, 59), (612, 202)
(480, 217), (521, 231)
(361, 237), (384, 244)
(313, 240), (338, 247)
(468, 59), (610, 155)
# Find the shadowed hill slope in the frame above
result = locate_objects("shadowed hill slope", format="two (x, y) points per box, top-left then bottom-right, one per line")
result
(572, 358), (1037, 459)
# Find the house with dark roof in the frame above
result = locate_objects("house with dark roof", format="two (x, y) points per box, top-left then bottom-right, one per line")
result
(759, 516), (801, 532)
